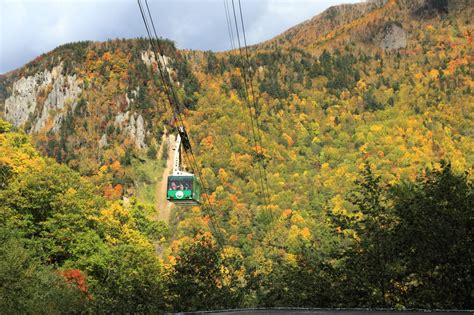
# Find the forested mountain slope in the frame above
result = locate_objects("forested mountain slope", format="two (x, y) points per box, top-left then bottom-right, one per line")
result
(1, 0), (473, 312)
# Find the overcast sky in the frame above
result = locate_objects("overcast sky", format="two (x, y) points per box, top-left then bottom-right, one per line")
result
(0, 0), (362, 74)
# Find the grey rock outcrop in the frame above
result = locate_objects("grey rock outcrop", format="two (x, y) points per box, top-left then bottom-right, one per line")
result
(4, 64), (81, 132)
(141, 51), (173, 82)
(114, 110), (147, 149)
(34, 69), (81, 132)
(99, 133), (108, 148)
(378, 23), (407, 50)
(141, 50), (171, 71)
(5, 67), (54, 127)
(114, 111), (129, 126)
(127, 113), (146, 149)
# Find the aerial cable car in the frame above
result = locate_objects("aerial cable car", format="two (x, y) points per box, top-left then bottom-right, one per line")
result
(167, 126), (202, 205)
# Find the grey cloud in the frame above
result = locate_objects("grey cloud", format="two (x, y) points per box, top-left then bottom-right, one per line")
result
(0, 0), (361, 74)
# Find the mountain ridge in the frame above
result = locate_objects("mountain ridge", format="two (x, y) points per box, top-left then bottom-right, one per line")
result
(0, 0), (472, 196)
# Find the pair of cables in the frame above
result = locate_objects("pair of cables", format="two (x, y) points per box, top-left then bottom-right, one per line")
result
(137, 0), (225, 247)
(224, 0), (274, 223)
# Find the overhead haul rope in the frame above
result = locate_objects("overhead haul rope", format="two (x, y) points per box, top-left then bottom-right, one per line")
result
(143, 1), (225, 246)
(141, 0), (224, 242)
(137, 0), (225, 247)
(232, 0), (274, 219)
(226, 0), (274, 223)
(223, 0), (236, 51)
(140, 0), (225, 247)
(235, 0), (273, 217)
(225, 0), (271, 219)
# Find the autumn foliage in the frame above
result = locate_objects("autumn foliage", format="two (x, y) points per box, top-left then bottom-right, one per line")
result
(1, 0), (473, 312)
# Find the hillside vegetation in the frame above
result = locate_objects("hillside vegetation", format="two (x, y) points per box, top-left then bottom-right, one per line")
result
(0, 0), (473, 312)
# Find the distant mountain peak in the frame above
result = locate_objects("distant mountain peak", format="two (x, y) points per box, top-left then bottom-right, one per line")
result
(259, 0), (471, 54)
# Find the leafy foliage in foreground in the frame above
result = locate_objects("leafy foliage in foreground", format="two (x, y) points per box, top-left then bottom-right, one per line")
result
(0, 122), (167, 312)
(261, 162), (473, 309)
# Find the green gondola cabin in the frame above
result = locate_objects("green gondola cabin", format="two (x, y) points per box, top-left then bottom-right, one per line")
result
(167, 175), (202, 205)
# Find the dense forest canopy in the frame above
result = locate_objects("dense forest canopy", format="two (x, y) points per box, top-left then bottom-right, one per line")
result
(0, 0), (473, 312)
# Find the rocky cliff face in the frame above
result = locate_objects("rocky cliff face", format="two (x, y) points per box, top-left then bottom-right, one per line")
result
(4, 64), (81, 132)
(1, 51), (162, 150)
